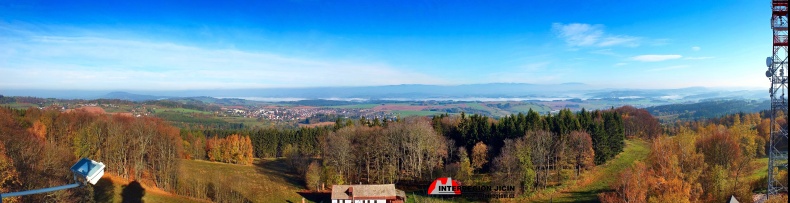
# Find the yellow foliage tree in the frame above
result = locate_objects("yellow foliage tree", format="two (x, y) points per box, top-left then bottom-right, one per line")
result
(471, 141), (488, 172)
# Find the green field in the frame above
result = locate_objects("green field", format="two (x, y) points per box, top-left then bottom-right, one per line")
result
(181, 158), (306, 202)
(154, 107), (212, 114)
(102, 106), (134, 113)
(406, 193), (457, 203)
(508, 103), (552, 113)
(328, 104), (380, 109)
(465, 102), (489, 111)
(217, 116), (270, 128)
(579, 99), (666, 110)
(465, 102), (511, 117)
(1, 103), (40, 109)
(392, 110), (446, 117)
(749, 158), (769, 182)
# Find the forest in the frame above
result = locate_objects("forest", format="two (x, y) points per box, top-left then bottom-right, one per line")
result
(0, 104), (787, 202)
(181, 108), (630, 191)
(0, 106), (181, 202)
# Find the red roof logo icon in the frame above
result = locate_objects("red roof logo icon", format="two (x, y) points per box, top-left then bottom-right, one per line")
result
(428, 177), (461, 195)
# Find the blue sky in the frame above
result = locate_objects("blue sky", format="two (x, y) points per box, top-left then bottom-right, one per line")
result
(0, 0), (772, 90)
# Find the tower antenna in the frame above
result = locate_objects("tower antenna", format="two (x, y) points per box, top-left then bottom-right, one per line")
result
(765, 0), (789, 201)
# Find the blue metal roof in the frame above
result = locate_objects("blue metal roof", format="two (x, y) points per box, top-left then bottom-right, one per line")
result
(69, 158), (103, 178)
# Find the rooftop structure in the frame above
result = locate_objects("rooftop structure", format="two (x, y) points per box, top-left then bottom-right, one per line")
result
(330, 184), (406, 203)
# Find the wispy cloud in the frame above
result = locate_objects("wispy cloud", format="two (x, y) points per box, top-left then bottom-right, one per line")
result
(0, 29), (446, 90)
(631, 54), (682, 62)
(649, 39), (671, 46)
(684, 56), (714, 60)
(648, 65), (690, 72)
(691, 46), (701, 51)
(598, 36), (640, 47)
(552, 23), (641, 47)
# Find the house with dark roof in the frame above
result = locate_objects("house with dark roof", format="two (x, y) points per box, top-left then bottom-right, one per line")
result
(330, 184), (406, 203)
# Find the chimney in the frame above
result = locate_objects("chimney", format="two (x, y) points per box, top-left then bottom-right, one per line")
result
(348, 186), (354, 201)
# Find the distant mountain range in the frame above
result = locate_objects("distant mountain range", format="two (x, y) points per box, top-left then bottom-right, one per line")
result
(102, 91), (169, 102)
(0, 83), (767, 102)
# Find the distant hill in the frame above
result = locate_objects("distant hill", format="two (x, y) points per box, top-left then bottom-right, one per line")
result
(0, 83), (765, 103)
(101, 92), (167, 102)
(646, 99), (770, 121)
(137, 83), (594, 99)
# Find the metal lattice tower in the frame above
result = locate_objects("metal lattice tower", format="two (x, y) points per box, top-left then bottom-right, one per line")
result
(767, 0), (789, 199)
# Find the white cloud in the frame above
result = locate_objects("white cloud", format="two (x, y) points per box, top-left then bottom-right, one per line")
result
(598, 36), (640, 47)
(631, 54), (683, 62)
(648, 65), (690, 72)
(552, 23), (641, 47)
(691, 46), (701, 51)
(0, 32), (446, 90)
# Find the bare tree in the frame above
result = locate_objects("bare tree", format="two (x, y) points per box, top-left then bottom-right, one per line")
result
(323, 127), (354, 184)
(526, 130), (554, 189)
(567, 130), (594, 178)
(492, 136), (535, 195)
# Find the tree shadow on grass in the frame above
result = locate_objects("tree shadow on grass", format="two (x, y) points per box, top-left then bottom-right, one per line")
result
(121, 181), (145, 203)
(93, 177), (115, 203)
(531, 190), (603, 203)
(296, 191), (331, 203)
(561, 190), (602, 203)
(253, 158), (304, 188)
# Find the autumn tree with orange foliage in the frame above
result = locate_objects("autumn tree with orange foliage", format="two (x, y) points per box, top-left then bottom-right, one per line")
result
(206, 134), (254, 165)
(0, 107), (94, 202)
(70, 114), (184, 191)
(0, 106), (195, 200)
(179, 130), (207, 160)
(0, 140), (22, 203)
(645, 134), (702, 202)
(28, 120), (46, 140)
(599, 161), (649, 203)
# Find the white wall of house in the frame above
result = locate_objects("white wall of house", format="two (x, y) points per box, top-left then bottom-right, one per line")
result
(331, 199), (386, 203)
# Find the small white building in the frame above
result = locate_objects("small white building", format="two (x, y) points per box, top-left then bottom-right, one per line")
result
(330, 184), (405, 203)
